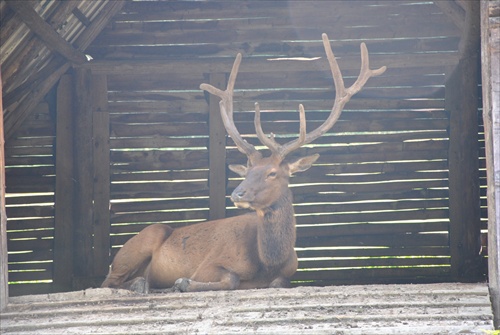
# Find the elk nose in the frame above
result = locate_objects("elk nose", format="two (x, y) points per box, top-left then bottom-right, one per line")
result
(232, 189), (246, 201)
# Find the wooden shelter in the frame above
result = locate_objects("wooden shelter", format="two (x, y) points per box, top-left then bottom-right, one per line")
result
(0, 0), (499, 327)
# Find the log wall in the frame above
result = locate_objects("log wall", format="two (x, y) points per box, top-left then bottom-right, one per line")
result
(3, 0), (487, 294)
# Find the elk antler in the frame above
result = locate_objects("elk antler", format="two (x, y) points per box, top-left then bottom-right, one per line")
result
(200, 33), (387, 163)
(273, 33), (387, 160)
(200, 54), (262, 165)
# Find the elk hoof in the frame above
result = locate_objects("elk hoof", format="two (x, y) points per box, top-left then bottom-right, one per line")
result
(269, 277), (290, 288)
(174, 278), (191, 292)
(129, 277), (149, 294)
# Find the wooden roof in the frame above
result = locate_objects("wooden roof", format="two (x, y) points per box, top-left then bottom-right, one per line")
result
(0, 283), (494, 334)
(0, 0), (124, 140)
(0, 0), (469, 140)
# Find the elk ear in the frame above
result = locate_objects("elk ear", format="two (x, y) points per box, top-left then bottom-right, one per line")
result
(287, 154), (320, 176)
(228, 164), (248, 177)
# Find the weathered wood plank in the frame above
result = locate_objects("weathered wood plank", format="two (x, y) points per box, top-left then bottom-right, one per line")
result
(294, 199), (449, 218)
(208, 73), (227, 220)
(111, 122), (208, 137)
(88, 52), (457, 75)
(6, 2), (87, 64)
(110, 150), (208, 170)
(296, 246), (450, 259)
(8, 270), (53, 283)
(117, 0), (443, 20)
(110, 180), (208, 198)
(106, 98), (444, 117)
(6, 218), (54, 231)
(8, 249), (53, 263)
(6, 205), (54, 219)
(7, 238), (53, 252)
(94, 30), (460, 55)
(110, 210), (208, 227)
(110, 137), (207, 150)
(292, 267), (451, 283)
(300, 256), (449, 270)
(0, 67), (9, 311)
(294, 209), (449, 226)
(73, 67), (94, 280)
(110, 198), (209, 214)
(291, 189), (449, 207)
(4, 0), (125, 141)
(296, 221), (449, 238)
(91, 74), (110, 278)
(2, 283), (493, 332)
(447, 0), (482, 282)
(481, 0), (500, 327)
(110, 112), (208, 124)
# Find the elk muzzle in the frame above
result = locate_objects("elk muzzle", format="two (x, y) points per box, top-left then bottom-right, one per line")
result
(231, 186), (252, 209)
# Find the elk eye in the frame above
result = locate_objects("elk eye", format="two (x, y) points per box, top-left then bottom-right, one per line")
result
(267, 171), (277, 179)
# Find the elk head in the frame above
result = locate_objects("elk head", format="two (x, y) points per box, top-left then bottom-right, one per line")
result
(201, 33), (386, 212)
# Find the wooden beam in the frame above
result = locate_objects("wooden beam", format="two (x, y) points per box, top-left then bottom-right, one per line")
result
(0, 70), (9, 311)
(2, 0), (79, 92)
(447, 0), (482, 282)
(433, 0), (466, 31)
(4, 0), (126, 140)
(4, 60), (70, 140)
(90, 74), (110, 279)
(6, 1), (88, 64)
(72, 67), (94, 286)
(481, 0), (500, 327)
(72, 1), (126, 51)
(53, 74), (75, 292)
(72, 7), (91, 27)
(208, 73), (227, 220)
(3, 56), (66, 108)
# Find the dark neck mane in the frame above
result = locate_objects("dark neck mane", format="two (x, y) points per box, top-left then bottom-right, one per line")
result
(256, 189), (296, 268)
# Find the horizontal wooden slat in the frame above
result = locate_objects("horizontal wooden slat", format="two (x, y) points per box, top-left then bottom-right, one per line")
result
(297, 232), (448, 248)
(110, 137), (208, 150)
(8, 249), (53, 263)
(296, 246), (450, 259)
(87, 51), (458, 75)
(111, 198), (208, 213)
(299, 256), (450, 270)
(292, 266), (450, 283)
(7, 238), (53, 252)
(6, 206), (54, 219)
(111, 209), (208, 226)
(8, 269), (52, 283)
(297, 221), (449, 238)
(108, 97), (444, 113)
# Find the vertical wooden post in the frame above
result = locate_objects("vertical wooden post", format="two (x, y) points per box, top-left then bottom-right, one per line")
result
(91, 74), (110, 279)
(0, 70), (9, 310)
(481, 0), (500, 327)
(54, 72), (110, 289)
(53, 74), (75, 291)
(208, 73), (227, 220)
(447, 1), (482, 282)
(73, 67), (94, 286)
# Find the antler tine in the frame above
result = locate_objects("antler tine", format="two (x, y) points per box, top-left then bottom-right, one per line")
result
(200, 53), (261, 163)
(276, 33), (387, 159)
(254, 102), (281, 155)
(254, 102), (307, 160)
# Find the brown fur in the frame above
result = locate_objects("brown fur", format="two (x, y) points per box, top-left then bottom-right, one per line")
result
(101, 155), (317, 293)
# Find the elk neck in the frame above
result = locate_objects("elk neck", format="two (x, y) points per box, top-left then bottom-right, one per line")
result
(255, 187), (296, 268)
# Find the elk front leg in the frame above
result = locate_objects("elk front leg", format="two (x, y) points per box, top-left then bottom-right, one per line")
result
(173, 271), (240, 292)
(269, 276), (291, 288)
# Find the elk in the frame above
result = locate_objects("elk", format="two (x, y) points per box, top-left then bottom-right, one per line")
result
(101, 33), (386, 293)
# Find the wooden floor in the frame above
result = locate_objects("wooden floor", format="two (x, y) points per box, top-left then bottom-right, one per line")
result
(0, 283), (494, 334)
